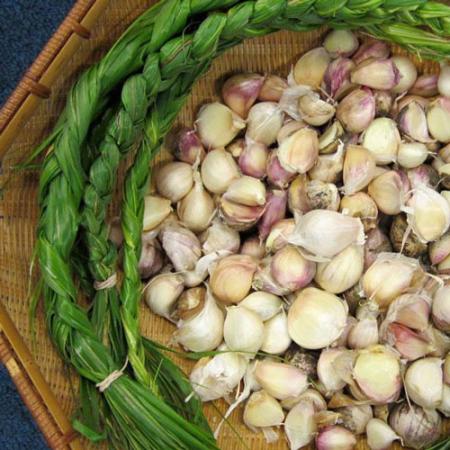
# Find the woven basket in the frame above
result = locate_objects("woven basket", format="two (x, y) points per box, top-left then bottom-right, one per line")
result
(0, 1), (449, 449)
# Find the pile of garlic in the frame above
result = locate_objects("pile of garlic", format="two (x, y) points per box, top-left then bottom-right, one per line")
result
(111, 29), (450, 450)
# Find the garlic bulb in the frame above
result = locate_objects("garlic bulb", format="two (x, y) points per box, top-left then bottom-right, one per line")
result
(362, 252), (420, 309)
(351, 58), (399, 90)
(293, 47), (330, 87)
(241, 235), (266, 259)
(343, 145), (376, 195)
(239, 141), (268, 178)
(271, 245), (316, 292)
(143, 195), (172, 231)
(278, 128), (319, 174)
(144, 273), (184, 321)
(175, 289), (224, 352)
(196, 102), (245, 148)
(201, 148), (240, 194)
(397, 142), (428, 169)
(368, 170), (407, 215)
(432, 285), (450, 331)
(200, 218), (240, 255)
(224, 305), (264, 353)
(405, 357), (443, 409)
(336, 88), (375, 133)
(410, 74), (439, 97)
(210, 254), (257, 304)
(316, 425), (357, 450)
(288, 287), (348, 349)
(353, 40), (390, 64)
(389, 403), (441, 450)
(315, 244), (364, 294)
(258, 190), (288, 240)
(243, 390), (284, 429)
(266, 218), (295, 253)
(284, 400), (316, 450)
(347, 317), (379, 349)
(240, 291), (282, 321)
(287, 210), (365, 260)
(427, 97), (450, 143)
(224, 176), (266, 207)
(155, 161), (193, 202)
(246, 102), (284, 146)
(259, 75), (288, 102)
(298, 92), (336, 126)
(177, 172), (215, 232)
(254, 360), (308, 401)
(362, 118), (400, 165)
(338, 404), (373, 435)
(392, 56), (417, 93)
(353, 345), (402, 404)
(219, 197), (265, 231)
(189, 349), (247, 402)
(317, 348), (348, 392)
(404, 184), (450, 242)
(222, 73), (264, 118)
(261, 310), (291, 354)
(175, 128), (205, 165)
(341, 193), (378, 232)
(366, 418), (400, 450)
(266, 151), (296, 188)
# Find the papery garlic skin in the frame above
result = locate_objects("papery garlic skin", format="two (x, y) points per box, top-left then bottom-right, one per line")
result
(374, 90), (393, 116)
(201, 148), (240, 194)
(316, 425), (357, 450)
(261, 310), (291, 354)
(224, 305), (264, 353)
(254, 360), (308, 400)
(353, 345), (402, 404)
(343, 145), (376, 195)
(144, 273), (184, 321)
(363, 118), (400, 165)
(246, 102), (284, 146)
(175, 289), (224, 352)
(427, 97), (450, 143)
(210, 254), (257, 304)
(201, 219), (240, 255)
(243, 390), (284, 429)
(337, 88), (376, 134)
(351, 58), (399, 90)
(389, 402), (441, 450)
(405, 357), (443, 409)
(338, 404), (373, 435)
(293, 47), (330, 88)
(366, 418), (400, 450)
(397, 142), (428, 169)
(353, 40), (390, 64)
(390, 214), (427, 258)
(317, 348), (348, 392)
(432, 285), (450, 332)
(288, 287), (348, 350)
(143, 195), (172, 231)
(288, 210), (365, 260)
(368, 170), (407, 216)
(240, 291), (282, 322)
(222, 73), (264, 118)
(224, 176), (266, 206)
(196, 102), (245, 148)
(408, 164), (439, 190)
(324, 29), (358, 57)
(284, 400), (316, 450)
(315, 244), (364, 294)
(155, 161), (194, 202)
(392, 56), (418, 93)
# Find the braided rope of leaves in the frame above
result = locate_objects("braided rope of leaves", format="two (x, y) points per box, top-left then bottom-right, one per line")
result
(35, 0), (450, 448)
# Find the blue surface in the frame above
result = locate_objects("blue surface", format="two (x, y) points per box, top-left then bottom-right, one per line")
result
(0, 1), (74, 448)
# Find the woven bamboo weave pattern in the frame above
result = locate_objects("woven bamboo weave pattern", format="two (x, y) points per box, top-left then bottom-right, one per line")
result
(0, 0), (449, 449)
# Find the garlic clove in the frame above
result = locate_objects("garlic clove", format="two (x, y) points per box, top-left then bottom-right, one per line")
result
(293, 47), (330, 88)
(278, 128), (319, 174)
(438, 64), (450, 97)
(341, 192), (378, 232)
(368, 170), (407, 215)
(224, 305), (265, 353)
(223, 175), (266, 206)
(196, 102), (246, 148)
(362, 117), (400, 165)
(201, 148), (240, 194)
(366, 418), (400, 450)
(155, 161), (194, 203)
(407, 163), (439, 190)
(319, 120), (345, 154)
(309, 141), (344, 184)
(410, 73), (439, 97)
(227, 137), (245, 158)
(282, 388), (326, 412)
(397, 142), (429, 169)
(144, 273), (184, 321)
(222, 73), (264, 118)
(432, 285), (450, 332)
(353, 345), (402, 404)
(338, 404), (373, 435)
(297, 92), (336, 126)
(317, 348), (348, 393)
(351, 58), (399, 90)
(210, 254), (257, 304)
(398, 101), (433, 144)
(238, 141), (268, 179)
(258, 75), (288, 102)
(254, 360), (308, 401)
(405, 357), (443, 409)
(240, 235), (266, 259)
(258, 189), (287, 240)
(266, 218), (295, 253)
(261, 310), (291, 355)
(288, 174), (311, 215)
(384, 292), (430, 332)
(252, 258), (289, 296)
(243, 390), (284, 429)
(336, 88), (375, 133)
(352, 39), (390, 65)
(343, 144), (376, 195)
(284, 400), (316, 450)
(240, 291), (282, 322)
(347, 318), (379, 350)
(324, 29), (358, 58)
(440, 384), (450, 417)
(175, 128), (205, 165)
(200, 218), (240, 255)
(391, 55), (417, 94)
(315, 244), (364, 294)
(143, 195), (172, 231)
(246, 102), (284, 146)
(266, 151), (295, 189)
(287, 287), (348, 350)
(138, 237), (164, 279)
(277, 120), (308, 145)
(219, 197), (265, 231)
(316, 425), (357, 450)
(427, 97), (450, 143)
(429, 232), (450, 265)
(271, 245), (316, 293)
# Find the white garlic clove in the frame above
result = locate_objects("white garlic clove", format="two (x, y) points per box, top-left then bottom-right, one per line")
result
(336, 88), (375, 133)
(243, 390), (284, 429)
(223, 175), (267, 206)
(347, 318), (379, 350)
(259, 75), (288, 102)
(293, 47), (330, 87)
(362, 117), (400, 165)
(398, 101), (433, 143)
(297, 92), (336, 126)
(155, 161), (194, 203)
(315, 425), (357, 450)
(306, 180), (340, 211)
(438, 64), (450, 98)
(219, 197), (266, 231)
(246, 102), (284, 146)
(240, 291), (282, 322)
(175, 128), (205, 165)
(351, 58), (400, 90)
(284, 400), (316, 450)
(277, 120), (307, 145)
(240, 235), (266, 259)
(391, 56), (417, 93)
(308, 143), (344, 184)
(317, 348), (348, 393)
(238, 141), (268, 179)
(427, 97), (450, 143)
(324, 29), (359, 58)
(366, 418), (400, 450)
(342, 144), (376, 195)
(200, 218), (240, 255)
(200, 148), (240, 194)
(340, 192), (378, 232)
(397, 142), (429, 169)
(288, 174), (311, 215)
(266, 218), (295, 253)
(368, 170), (408, 216)
(261, 310), (291, 355)
(338, 404), (373, 435)
(143, 195), (172, 231)
(432, 285), (450, 332)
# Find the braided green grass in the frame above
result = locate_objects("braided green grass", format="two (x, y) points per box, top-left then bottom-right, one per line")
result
(35, 0), (450, 448)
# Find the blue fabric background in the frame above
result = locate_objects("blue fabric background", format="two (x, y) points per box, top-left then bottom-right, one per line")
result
(0, 1), (74, 448)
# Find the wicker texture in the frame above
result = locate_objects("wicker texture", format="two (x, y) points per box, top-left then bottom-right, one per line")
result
(0, 0), (449, 449)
